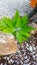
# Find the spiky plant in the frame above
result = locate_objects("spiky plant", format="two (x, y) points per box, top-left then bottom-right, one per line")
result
(0, 10), (34, 44)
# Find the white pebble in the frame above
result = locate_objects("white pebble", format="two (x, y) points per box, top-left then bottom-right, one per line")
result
(33, 47), (36, 50)
(29, 46), (33, 52)
(9, 59), (13, 62)
(1, 63), (3, 65)
(26, 43), (29, 47)
(7, 57), (9, 60)
(25, 56), (27, 59)
(4, 57), (7, 59)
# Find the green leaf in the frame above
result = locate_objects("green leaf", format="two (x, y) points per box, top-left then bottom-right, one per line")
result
(15, 16), (22, 28)
(2, 27), (11, 33)
(1, 17), (13, 27)
(23, 36), (29, 41)
(21, 15), (29, 25)
(0, 20), (6, 26)
(0, 21), (7, 30)
(16, 32), (23, 44)
(19, 29), (31, 37)
(2, 27), (14, 33)
(13, 10), (20, 27)
(0, 26), (6, 31)
(22, 25), (34, 32)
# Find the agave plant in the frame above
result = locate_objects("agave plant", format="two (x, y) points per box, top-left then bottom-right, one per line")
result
(0, 10), (34, 44)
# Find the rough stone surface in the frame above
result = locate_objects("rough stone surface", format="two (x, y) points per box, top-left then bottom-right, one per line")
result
(0, 0), (32, 18)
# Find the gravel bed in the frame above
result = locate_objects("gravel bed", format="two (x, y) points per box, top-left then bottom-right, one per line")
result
(0, 32), (37, 65)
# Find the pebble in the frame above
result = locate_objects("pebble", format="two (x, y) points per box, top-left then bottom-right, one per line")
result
(0, 63), (3, 65)
(29, 46), (33, 52)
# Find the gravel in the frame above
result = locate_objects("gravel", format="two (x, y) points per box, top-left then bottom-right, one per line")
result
(0, 33), (37, 65)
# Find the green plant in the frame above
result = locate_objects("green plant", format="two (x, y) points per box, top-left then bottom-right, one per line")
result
(0, 10), (34, 44)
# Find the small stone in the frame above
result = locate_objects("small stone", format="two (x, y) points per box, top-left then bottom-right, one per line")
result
(33, 55), (35, 60)
(29, 46), (33, 52)
(3, 57), (7, 59)
(8, 59), (13, 63)
(25, 56), (27, 59)
(26, 43), (29, 47)
(33, 47), (36, 50)
(0, 63), (3, 65)
(7, 57), (9, 60)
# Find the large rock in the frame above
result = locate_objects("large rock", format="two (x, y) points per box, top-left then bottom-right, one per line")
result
(0, 0), (32, 18)
(0, 32), (18, 55)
